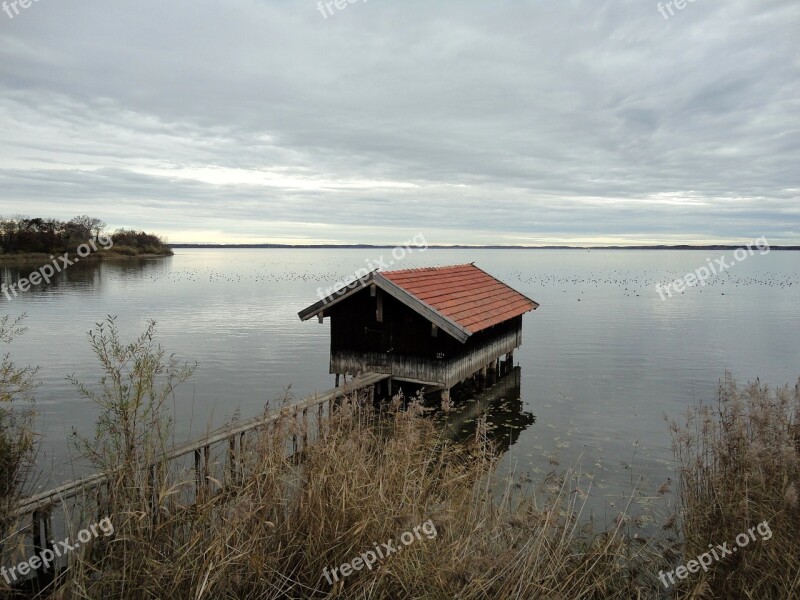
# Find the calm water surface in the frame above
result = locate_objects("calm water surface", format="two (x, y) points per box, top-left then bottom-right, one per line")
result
(2, 249), (798, 519)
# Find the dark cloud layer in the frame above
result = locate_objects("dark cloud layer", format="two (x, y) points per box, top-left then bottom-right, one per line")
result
(0, 0), (798, 244)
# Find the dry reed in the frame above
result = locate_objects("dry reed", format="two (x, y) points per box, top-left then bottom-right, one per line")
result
(670, 373), (800, 599)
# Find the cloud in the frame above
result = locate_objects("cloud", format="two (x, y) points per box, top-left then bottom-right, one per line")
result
(0, 0), (798, 244)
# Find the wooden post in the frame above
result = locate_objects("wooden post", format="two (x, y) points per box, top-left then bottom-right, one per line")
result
(302, 407), (309, 450)
(150, 463), (158, 522)
(42, 508), (54, 575)
(292, 407), (299, 456)
(31, 508), (47, 556)
(31, 509), (44, 557)
(194, 448), (203, 501)
(487, 360), (497, 386)
(441, 388), (451, 413)
(203, 445), (210, 497)
(228, 435), (237, 484)
(30, 508), (56, 582)
(239, 431), (247, 480)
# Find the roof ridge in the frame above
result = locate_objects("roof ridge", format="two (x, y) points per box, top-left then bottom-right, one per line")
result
(382, 263), (474, 275)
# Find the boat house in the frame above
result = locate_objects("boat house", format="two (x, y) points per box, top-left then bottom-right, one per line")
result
(298, 263), (539, 403)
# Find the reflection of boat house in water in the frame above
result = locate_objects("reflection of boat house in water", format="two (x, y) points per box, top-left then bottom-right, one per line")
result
(298, 264), (539, 404)
(441, 367), (535, 453)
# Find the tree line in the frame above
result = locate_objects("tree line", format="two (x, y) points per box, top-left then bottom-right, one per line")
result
(0, 216), (171, 256)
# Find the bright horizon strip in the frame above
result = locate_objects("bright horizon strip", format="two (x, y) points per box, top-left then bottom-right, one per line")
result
(163, 238), (793, 247)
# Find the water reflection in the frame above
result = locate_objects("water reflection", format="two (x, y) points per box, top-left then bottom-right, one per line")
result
(0, 257), (171, 301)
(438, 367), (536, 454)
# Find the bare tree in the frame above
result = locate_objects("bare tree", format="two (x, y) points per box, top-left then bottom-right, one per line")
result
(70, 215), (106, 243)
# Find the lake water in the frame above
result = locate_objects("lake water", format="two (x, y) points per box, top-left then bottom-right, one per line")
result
(2, 248), (799, 521)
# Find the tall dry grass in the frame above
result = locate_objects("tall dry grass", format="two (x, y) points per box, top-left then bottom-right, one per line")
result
(671, 373), (800, 599)
(51, 399), (664, 600)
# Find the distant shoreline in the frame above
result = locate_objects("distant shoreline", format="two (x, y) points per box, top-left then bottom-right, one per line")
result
(170, 243), (800, 250)
(0, 251), (172, 265)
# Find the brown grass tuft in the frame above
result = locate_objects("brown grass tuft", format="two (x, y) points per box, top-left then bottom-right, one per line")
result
(671, 372), (800, 599)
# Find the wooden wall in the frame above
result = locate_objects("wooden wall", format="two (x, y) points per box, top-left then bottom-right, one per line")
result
(328, 286), (523, 364)
(330, 315), (523, 388)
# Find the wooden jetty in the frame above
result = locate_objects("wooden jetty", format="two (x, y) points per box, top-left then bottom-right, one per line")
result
(299, 263), (539, 404)
(4, 372), (389, 586)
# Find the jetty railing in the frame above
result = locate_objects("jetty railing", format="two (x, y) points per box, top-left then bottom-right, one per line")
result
(3, 372), (389, 585)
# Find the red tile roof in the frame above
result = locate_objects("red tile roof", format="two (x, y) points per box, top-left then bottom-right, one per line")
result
(380, 263), (538, 335)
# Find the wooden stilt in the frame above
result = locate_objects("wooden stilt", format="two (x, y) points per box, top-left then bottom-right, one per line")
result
(302, 407), (308, 450)
(441, 388), (452, 413)
(228, 435), (237, 484)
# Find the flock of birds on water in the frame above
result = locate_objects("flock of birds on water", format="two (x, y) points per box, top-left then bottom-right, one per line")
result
(508, 268), (797, 298)
(127, 260), (798, 301)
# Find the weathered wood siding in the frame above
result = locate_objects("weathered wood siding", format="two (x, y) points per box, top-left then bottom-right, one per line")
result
(329, 287), (458, 358)
(331, 321), (522, 388)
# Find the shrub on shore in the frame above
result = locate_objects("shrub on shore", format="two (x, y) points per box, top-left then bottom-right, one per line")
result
(108, 230), (172, 256)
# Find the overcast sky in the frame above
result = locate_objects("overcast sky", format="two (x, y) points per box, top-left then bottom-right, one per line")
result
(0, 0), (797, 245)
